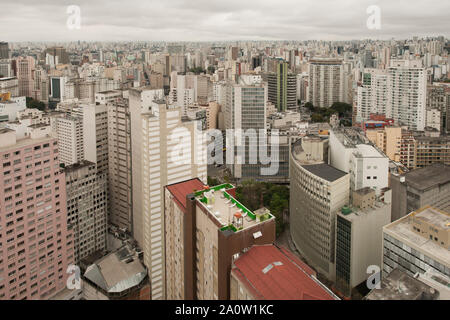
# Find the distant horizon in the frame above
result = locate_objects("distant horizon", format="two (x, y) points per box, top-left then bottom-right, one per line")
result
(3, 35), (449, 44)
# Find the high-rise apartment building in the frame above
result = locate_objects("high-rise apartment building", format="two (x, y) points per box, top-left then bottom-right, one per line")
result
(130, 87), (206, 300)
(51, 115), (84, 167)
(290, 136), (349, 280)
(267, 60), (297, 111)
(0, 126), (74, 300)
(387, 60), (427, 131)
(307, 58), (344, 108)
(164, 178), (205, 300)
(64, 161), (107, 264)
(0, 60), (12, 79)
(182, 182), (275, 299)
(356, 69), (388, 122)
(79, 104), (109, 176)
(107, 98), (133, 231)
(14, 56), (35, 98)
(0, 42), (9, 60)
(365, 126), (403, 162)
(44, 47), (69, 65)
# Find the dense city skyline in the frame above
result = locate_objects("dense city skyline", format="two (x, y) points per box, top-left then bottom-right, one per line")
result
(0, 0), (449, 305)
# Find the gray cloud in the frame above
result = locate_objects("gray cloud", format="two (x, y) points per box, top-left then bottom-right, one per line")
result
(0, 0), (448, 41)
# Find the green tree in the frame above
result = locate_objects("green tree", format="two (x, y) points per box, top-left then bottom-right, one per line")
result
(311, 113), (325, 123)
(235, 180), (289, 238)
(304, 102), (315, 111)
(207, 176), (220, 186)
(207, 66), (216, 74)
(26, 97), (46, 111)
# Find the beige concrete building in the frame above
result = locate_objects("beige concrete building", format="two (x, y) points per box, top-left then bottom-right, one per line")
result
(50, 115), (84, 167)
(382, 206), (449, 280)
(80, 104), (109, 176)
(190, 184), (276, 300)
(107, 98), (133, 231)
(164, 178), (206, 300)
(366, 126), (402, 162)
(164, 180), (276, 300)
(307, 58), (344, 108)
(335, 188), (392, 297)
(130, 87), (206, 299)
(290, 136), (350, 281)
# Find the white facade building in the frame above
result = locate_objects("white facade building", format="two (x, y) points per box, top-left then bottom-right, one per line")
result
(129, 87), (207, 300)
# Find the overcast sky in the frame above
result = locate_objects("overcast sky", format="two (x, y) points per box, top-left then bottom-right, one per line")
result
(1, 0), (449, 42)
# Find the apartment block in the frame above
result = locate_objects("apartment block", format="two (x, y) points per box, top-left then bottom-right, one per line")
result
(164, 178), (205, 300)
(50, 115), (84, 167)
(267, 60), (297, 111)
(307, 58), (344, 108)
(189, 184), (276, 300)
(387, 60), (427, 131)
(414, 135), (450, 168)
(64, 161), (107, 264)
(130, 87), (206, 300)
(107, 98), (132, 231)
(0, 126), (74, 300)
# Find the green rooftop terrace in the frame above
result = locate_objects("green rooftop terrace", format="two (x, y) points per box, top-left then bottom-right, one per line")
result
(196, 184), (273, 232)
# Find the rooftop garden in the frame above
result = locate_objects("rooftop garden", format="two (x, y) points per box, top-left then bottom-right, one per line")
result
(196, 183), (274, 231)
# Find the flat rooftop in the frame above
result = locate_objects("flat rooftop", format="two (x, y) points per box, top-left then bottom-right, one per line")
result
(232, 245), (338, 300)
(384, 207), (450, 266)
(302, 163), (348, 182)
(400, 164), (450, 191)
(195, 184), (273, 232)
(354, 144), (386, 158)
(166, 178), (206, 213)
(365, 268), (439, 300)
(414, 207), (450, 231)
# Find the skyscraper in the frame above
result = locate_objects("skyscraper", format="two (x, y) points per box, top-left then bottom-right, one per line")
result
(267, 60), (297, 111)
(0, 42), (9, 60)
(0, 126), (74, 300)
(107, 98), (133, 231)
(64, 161), (107, 264)
(14, 56), (35, 98)
(387, 60), (427, 131)
(224, 81), (268, 180)
(129, 87), (206, 300)
(308, 58), (344, 108)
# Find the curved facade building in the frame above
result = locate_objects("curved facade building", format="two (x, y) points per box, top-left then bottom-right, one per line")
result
(290, 136), (349, 280)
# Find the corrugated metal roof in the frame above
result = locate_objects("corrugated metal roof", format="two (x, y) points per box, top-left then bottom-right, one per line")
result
(232, 245), (337, 300)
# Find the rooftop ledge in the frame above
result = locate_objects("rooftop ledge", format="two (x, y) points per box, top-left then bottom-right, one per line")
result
(195, 183), (274, 233)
